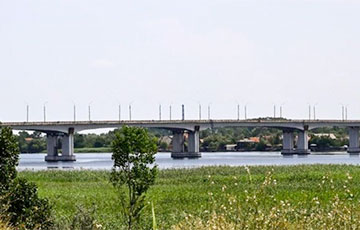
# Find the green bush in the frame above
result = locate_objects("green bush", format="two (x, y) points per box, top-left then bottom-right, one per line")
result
(0, 127), (54, 229)
(5, 178), (53, 229)
(111, 126), (158, 230)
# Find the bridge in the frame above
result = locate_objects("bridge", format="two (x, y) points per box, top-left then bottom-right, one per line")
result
(2, 119), (360, 161)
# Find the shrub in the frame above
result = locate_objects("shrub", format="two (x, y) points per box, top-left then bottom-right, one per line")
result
(0, 127), (53, 229)
(68, 204), (102, 230)
(5, 178), (53, 229)
(111, 126), (158, 230)
(0, 127), (19, 191)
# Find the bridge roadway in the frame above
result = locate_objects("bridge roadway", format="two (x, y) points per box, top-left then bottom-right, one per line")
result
(2, 119), (360, 161)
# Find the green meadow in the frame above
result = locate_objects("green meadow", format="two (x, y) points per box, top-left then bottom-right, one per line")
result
(19, 165), (360, 229)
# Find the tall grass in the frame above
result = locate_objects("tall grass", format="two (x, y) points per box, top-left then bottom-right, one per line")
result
(19, 165), (360, 229)
(172, 168), (360, 229)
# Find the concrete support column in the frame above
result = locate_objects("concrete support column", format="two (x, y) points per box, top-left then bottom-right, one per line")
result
(171, 127), (202, 158)
(60, 130), (76, 161)
(188, 129), (201, 158)
(348, 127), (360, 154)
(295, 130), (310, 154)
(172, 130), (185, 154)
(45, 128), (76, 161)
(45, 134), (58, 160)
(281, 130), (294, 155)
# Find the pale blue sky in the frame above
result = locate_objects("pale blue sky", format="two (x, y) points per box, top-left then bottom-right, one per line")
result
(1, 0), (360, 122)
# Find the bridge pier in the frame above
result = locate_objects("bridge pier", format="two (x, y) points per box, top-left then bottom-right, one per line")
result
(171, 130), (185, 156)
(188, 129), (201, 157)
(45, 133), (58, 160)
(281, 129), (311, 155)
(171, 127), (201, 158)
(45, 128), (76, 161)
(295, 130), (310, 155)
(281, 130), (294, 155)
(348, 127), (360, 154)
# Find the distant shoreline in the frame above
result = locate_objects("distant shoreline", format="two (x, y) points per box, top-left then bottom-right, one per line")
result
(20, 148), (350, 155)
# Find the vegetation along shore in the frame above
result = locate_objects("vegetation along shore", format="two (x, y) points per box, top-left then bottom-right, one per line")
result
(17, 164), (360, 229)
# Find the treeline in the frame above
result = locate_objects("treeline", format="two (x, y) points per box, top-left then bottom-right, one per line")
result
(17, 129), (170, 153)
(17, 127), (350, 153)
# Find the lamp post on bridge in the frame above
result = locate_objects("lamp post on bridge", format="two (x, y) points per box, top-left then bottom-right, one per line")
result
(73, 104), (76, 122)
(307, 103), (317, 120)
(129, 104), (132, 121)
(43, 102), (48, 122)
(26, 104), (29, 122)
(237, 104), (240, 120)
(169, 104), (172, 120)
(313, 103), (318, 120)
(159, 104), (162, 121)
(244, 105), (247, 119)
(88, 102), (93, 121)
(273, 104), (276, 118)
(199, 104), (201, 120)
(208, 103), (211, 120)
(340, 104), (349, 121)
(279, 102), (285, 118)
(182, 104), (185, 121)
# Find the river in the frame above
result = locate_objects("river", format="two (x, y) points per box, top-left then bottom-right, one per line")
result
(17, 152), (360, 170)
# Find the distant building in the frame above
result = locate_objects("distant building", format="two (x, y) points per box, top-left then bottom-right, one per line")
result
(159, 136), (172, 145)
(312, 133), (337, 140)
(236, 137), (260, 150)
(225, 144), (237, 151)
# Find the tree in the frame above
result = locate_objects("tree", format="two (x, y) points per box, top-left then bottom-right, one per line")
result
(0, 127), (19, 191)
(0, 127), (53, 229)
(110, 126), (158, 230)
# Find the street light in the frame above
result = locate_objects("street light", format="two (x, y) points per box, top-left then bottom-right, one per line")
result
(128, 102), (134, 121)
(237, 104), (240, 120)
(307, 103), (317, 120)
(208, 103), (211, 120)
(88, 101), (93, 121)
(244, 105), (248, 119)
(129, 104), (132, 121)
(159, 104), (162, 121)
(73, 104), (76, 122)
(182, 104), (185, 121)
(273, 104), (276, 118)
(43, 102), (48, 122)
(199, 104), (201, 120)
(169, 104), (172, 120)
(280, 102), (285, 118)
(313, 103), (318, 120)
(26, 104), (29, 122)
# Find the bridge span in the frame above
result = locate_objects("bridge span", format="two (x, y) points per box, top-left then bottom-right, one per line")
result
(1, 119), (360, 161)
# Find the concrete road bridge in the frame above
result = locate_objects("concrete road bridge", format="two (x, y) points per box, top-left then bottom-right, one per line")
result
(1, 119), (360, 161)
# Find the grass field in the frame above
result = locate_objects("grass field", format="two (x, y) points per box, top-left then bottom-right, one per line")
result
(19, 165), (360, 229)
(74, 147), (111, 153)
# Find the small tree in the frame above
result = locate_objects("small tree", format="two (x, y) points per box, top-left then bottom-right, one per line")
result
(0, 127), (53, 229)
(110, 126), (158, 230)
(0, 127), (19, 192)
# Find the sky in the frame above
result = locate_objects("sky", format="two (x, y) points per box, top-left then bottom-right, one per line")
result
(1, 0), (360, 123)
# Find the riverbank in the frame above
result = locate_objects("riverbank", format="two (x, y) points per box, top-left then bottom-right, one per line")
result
(74, 147), (111, 153)
(19, 165), (360, 229)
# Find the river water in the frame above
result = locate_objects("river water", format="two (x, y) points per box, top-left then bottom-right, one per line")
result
(17, 152), (360, 170)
